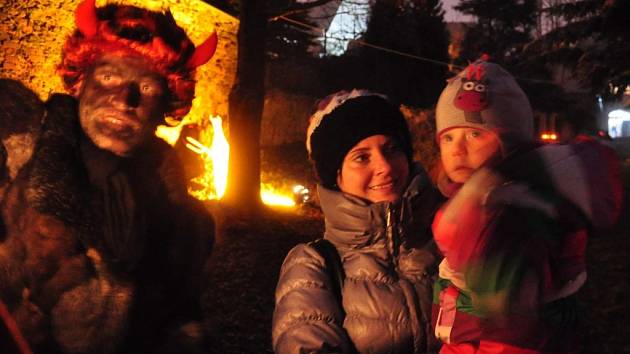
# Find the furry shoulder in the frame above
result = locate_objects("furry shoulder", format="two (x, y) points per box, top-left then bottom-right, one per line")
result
(0, 78), (45, 183)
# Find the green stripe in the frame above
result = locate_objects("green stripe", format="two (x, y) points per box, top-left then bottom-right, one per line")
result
(433, 278), (484, 317)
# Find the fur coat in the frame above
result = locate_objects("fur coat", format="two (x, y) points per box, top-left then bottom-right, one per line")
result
(0, 78), (214, 354)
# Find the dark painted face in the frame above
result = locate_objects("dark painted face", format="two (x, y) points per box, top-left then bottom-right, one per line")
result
(78, 54), (168, 156)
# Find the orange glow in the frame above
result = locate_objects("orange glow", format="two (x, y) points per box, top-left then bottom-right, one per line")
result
(184, 116), (229, 200)
(175, 116), (296, 207)
(540, 132), (558, 142)
(540, 132), (558, 141)
(155, 118), (187, 146)
(1, 0), (237, 122)
(261, 184), (296, 207)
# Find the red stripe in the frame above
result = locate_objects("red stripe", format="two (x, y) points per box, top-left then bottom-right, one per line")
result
(0, 300), (34, 354)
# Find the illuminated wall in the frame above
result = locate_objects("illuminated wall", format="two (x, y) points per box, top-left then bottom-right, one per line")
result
(0, 0), (238, 124)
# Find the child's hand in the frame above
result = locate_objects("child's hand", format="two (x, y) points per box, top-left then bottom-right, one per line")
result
(434, 168), (503, 271)
(443, 167), (503, 223)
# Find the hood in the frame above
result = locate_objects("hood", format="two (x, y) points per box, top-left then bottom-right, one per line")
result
(497, 136), (623, 234)
(317, 163), (431, 248)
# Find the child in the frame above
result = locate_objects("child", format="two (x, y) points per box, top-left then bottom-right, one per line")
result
(431, 60), (623, 353)
(272, 90), (443, 354)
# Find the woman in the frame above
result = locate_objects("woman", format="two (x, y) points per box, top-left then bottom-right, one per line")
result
(272, 90), (443, 354)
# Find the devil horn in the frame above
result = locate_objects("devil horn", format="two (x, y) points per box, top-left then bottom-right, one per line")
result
(76, 0), (98, 38)
(186, 32), (218, 69)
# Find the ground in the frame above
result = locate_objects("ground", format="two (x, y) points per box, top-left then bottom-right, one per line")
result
(200, 146), (630, 354)
(202, 206), (323, 354)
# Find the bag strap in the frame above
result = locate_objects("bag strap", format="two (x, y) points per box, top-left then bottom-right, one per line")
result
(310, 239), (362, 354)
(309, 238), (345, 308)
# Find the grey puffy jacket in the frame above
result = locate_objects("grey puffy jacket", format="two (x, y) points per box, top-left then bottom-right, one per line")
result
(272, 167), (442, 354)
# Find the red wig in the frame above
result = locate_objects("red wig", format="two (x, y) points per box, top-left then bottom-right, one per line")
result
(58, 3), (216, 120)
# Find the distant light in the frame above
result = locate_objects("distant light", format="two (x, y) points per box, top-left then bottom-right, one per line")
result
(608, 109), (630, 120)
(541, 133), (549, 139)
(292, 184), (312, 204)
(550, 134), (557, 140)
(608, 109), (630, 138)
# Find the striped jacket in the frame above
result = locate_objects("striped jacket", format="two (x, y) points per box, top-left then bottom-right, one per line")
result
(431, 137), (623, 351)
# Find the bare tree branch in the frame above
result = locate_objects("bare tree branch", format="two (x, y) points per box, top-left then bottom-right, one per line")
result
(269, 0), (339, 20)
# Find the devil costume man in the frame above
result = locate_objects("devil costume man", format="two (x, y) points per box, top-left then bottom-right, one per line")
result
(0, 1), (217, 353)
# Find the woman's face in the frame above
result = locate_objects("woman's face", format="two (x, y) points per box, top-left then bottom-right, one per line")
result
(439, 127), (501, 183)
(337, 134), (410, 203)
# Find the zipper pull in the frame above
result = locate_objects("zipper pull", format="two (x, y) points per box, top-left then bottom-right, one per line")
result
(386, 204), (400, 265)
(385, 204), (393, 256)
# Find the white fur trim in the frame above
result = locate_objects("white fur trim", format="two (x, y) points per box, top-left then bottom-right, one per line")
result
(305, 89), (387, 154)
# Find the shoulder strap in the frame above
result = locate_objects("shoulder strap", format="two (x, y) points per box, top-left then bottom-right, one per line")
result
(309, 238), (345, 307)
(309, 239), (361, 354)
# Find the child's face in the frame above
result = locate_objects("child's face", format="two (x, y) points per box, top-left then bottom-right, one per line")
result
(337, 134), (410, 203)
(439, 127), (501, 183)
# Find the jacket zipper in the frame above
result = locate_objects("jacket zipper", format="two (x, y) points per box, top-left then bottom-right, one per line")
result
(386, 204), (400, 268)
(388, 202), (424, 353)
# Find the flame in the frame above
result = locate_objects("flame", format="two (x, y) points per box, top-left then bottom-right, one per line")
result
(185, 116), (229, 200)
(155, 124), (183, 146)
(201, 116), (229, 198)
(261, 183), (296, 207)
(167, 115), (296, 207)
(155, 116), (197, 146)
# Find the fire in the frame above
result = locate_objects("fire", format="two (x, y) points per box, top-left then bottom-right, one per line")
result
(183, 116), (229, 200)
(186, 116), (229, 199)
(261, 184), (296, 207)
(157, 115), (297, 207)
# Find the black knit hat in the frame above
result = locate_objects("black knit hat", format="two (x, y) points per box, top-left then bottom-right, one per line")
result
(306, 90), (413, 190)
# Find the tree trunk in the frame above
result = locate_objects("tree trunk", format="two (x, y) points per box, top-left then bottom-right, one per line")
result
(224, 0), (267, 214)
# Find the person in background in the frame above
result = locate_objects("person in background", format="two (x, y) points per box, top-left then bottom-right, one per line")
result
(431, 59), (623, 354)
(272, 90), (444, 354)
(0, 0), (217, 352)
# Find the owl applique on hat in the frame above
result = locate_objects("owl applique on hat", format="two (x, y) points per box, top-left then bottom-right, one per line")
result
(435, 59), (534, 152)
(454, 63), (489, 124)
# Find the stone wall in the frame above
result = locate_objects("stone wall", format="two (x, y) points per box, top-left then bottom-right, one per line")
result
(261, 89), (317, 147)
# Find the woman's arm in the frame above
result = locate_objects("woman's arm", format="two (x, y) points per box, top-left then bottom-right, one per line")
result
(272, 243), (354, 354)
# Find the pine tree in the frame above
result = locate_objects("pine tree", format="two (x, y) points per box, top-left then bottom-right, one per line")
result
(519, 0), (629, 101)
(455, 0), (537, 64)
(352, 0), (450, 107)
(267, 11), (320, 61)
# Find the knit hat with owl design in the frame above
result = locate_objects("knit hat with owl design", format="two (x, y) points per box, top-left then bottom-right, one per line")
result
(435, 60), (534, 152)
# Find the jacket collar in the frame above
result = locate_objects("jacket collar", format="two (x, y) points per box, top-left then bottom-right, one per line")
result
(317, 163), (430, 248)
